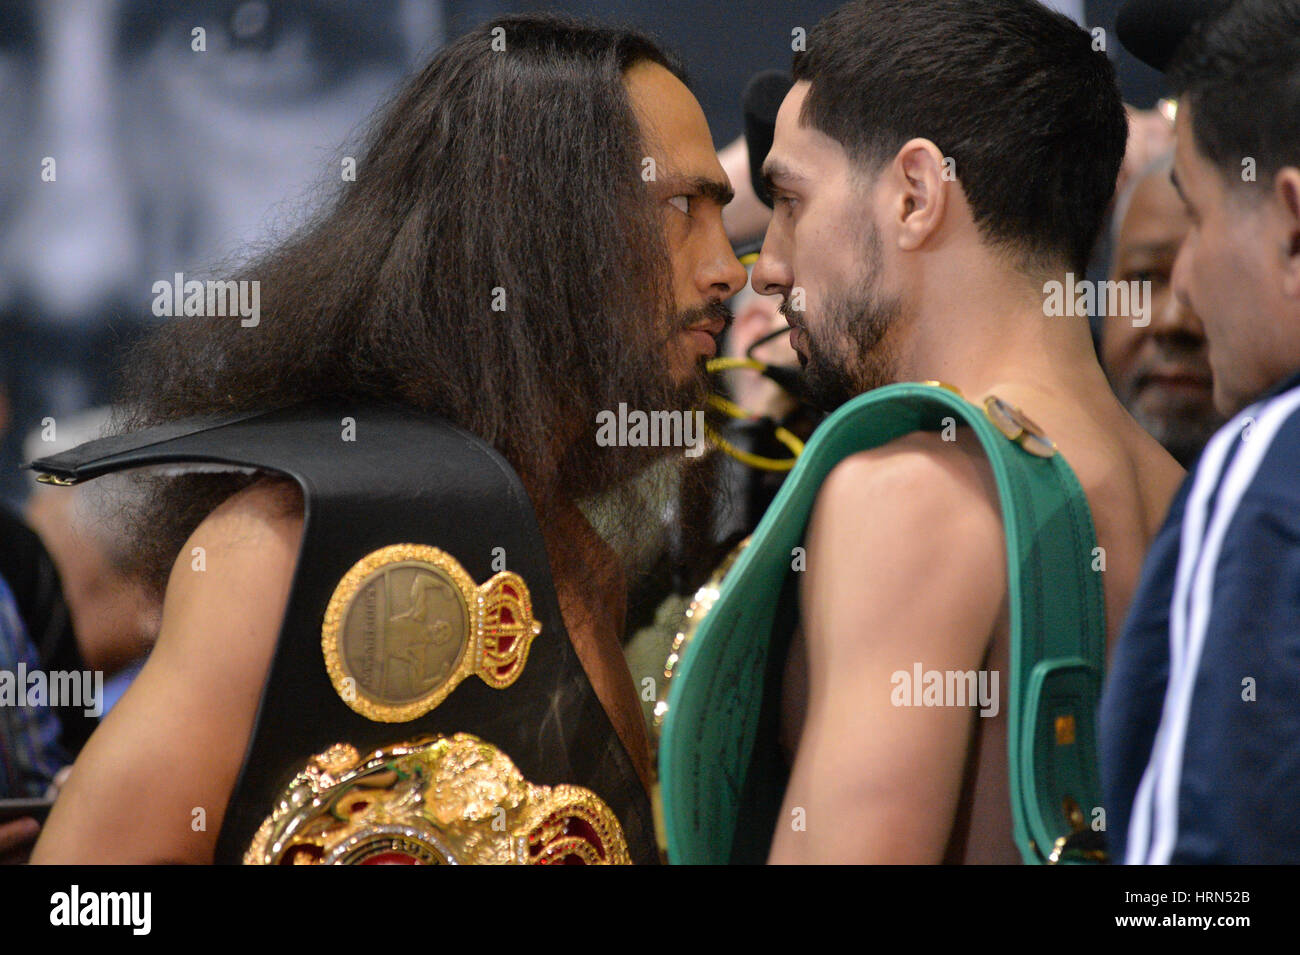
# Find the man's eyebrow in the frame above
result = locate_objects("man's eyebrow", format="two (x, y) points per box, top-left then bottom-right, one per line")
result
(1119, 241), (1181, 257)
(761, 158), (806, 195)
(666, 175), (735, 206)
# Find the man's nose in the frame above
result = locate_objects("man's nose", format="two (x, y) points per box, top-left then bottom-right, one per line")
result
(1151, 283), (1207, 342)
(1169, 238), (1196, 322)
(751, 229), (792, 300)
(699, 219), (748, 301)
(0, 3), (141, 324)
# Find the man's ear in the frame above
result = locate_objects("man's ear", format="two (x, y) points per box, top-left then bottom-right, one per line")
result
(890, 138), (950, 252)
(1276, 167), (1300, 300)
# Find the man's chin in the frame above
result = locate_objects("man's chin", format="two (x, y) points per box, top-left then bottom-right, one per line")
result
(676, 362), (711, 406)
(1136, 385), (1215, 420)
(1211, 373), (1259, 419)
(801, 366), (854, 413)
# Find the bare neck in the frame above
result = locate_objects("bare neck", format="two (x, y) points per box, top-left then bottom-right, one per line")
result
(897, 258), (1108, 403)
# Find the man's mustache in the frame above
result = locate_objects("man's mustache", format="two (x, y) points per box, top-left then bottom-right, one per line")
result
(777, 298), (801, 327)
(677, 300), (735, 333)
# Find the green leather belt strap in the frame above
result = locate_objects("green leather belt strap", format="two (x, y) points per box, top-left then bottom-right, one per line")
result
(659, 381), (1107, 864)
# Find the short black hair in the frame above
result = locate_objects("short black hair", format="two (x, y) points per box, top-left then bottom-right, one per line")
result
(1170, 0), (1300, 196)
(792, 0), (1128, 275)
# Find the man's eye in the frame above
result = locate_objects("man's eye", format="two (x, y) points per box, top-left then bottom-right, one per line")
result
(668, 195), (691, 216)
(1125, 269), (1169, 286)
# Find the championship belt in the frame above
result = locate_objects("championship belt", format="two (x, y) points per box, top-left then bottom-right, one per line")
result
(658, 382), (1108, 865)
(30, 401), (656, 864)
(244, 734), (630, 865)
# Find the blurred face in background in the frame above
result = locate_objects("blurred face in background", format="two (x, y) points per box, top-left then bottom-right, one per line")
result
(25, 481), (159, 674)
(1103, 160), (1224, 467)
(1169, 102), (1300, 415)
(0, 0), (439, 501)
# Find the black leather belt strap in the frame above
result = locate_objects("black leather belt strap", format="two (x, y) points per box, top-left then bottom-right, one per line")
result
(29, 400), (657, 864)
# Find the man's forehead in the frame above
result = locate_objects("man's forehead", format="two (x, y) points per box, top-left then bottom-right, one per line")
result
(775, 80), (811, 134)
(1118, 157), (1183, 233)
(1120, 206), (1189, 255)
(625, 61), (726, 183)
(1133, 169), (1184, 218)
(764, 81), (843, 184)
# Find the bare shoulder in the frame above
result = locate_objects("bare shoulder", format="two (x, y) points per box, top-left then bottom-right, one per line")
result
(813, 429), (1004, 557)
(802, 429), (1007, 651)
(985, 382), (1184, 536)
(192, 476), (304, 553)
(154, 476), (304, 671)
(166, 479), (303, 593)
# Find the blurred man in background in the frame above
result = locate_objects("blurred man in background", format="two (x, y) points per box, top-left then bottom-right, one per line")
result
(1102, 154), (1225, 466)
(23, 411), (160, 703)
(0, 571), (68, 863)
(1104, 0), (1300, 864)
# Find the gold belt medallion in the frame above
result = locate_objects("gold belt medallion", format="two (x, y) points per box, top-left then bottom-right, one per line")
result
(322, 544), (541, 722)
(244, 734), (632, 865)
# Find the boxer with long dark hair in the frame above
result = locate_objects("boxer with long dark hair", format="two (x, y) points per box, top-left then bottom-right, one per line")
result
(35, 14), (744, 863)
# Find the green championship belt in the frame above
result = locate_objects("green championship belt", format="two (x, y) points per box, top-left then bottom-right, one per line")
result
(659, 381), (1107, 864)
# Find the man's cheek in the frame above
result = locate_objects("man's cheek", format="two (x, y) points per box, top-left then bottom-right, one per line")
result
(1103, 328), (1142, 394)
(1182, 248), (1214, 326)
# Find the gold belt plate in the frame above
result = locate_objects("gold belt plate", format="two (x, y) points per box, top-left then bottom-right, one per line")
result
(322, 543), (541, 722)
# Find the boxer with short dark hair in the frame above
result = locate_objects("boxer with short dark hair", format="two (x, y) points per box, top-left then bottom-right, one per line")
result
(660, 0), (1185, 864)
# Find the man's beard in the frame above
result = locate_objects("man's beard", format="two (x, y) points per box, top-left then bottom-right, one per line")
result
(1108, 336), (1225, 468)
(787, 225), (905, 413)
(557, 301), (727, 502)
(560, 300), (728, 574)
(1128, 406), (1221, 469)
(1117, 377), (1224, 468)
(668, 298), (732, 407)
